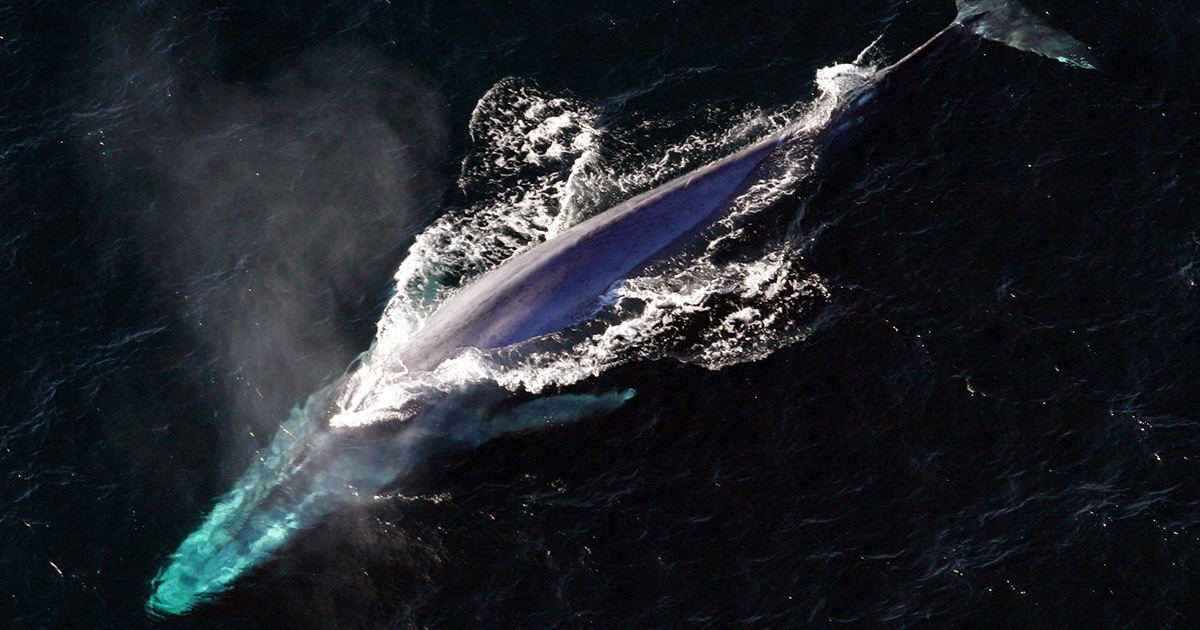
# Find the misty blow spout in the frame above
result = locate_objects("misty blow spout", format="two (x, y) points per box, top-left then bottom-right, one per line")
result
(148, 0), (1094, 615)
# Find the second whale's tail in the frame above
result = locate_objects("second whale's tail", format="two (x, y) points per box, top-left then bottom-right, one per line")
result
(956, 0), (1097, 69)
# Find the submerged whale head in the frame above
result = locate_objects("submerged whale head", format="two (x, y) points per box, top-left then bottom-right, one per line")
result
(147, 375), (633, 616)
(147, 382), (431, 616)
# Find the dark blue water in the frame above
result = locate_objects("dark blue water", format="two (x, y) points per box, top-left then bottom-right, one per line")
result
(3, 1), (1199, 628)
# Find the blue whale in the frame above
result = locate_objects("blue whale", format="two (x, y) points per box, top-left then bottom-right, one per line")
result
(147, 0), (1094, 615)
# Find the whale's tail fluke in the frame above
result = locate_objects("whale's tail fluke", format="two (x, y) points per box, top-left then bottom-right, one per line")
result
(956, 0), (1097, 69)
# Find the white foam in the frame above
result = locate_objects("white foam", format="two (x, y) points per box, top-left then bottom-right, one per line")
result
(336, 63), (875, 425)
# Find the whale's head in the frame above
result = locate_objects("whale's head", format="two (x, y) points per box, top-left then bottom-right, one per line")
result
(146, 383), (427, 616)
(146, 374), (628, 615)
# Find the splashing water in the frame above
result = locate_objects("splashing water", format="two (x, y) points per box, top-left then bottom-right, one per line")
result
(333, 60), (875, 427)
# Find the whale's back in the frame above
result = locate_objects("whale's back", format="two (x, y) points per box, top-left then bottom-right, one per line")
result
(393, 134), (785, 371)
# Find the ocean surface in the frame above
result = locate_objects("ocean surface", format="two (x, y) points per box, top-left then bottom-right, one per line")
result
(3, 0), (1199, 628)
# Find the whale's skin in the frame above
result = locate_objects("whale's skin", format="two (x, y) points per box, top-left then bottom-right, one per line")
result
(147, 2), (1095, 615)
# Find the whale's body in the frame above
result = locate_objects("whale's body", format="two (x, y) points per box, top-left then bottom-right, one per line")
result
(148, 0), (1094, 615)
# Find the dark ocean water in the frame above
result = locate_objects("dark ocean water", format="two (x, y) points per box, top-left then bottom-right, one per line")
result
(3, 0), (1200, 628)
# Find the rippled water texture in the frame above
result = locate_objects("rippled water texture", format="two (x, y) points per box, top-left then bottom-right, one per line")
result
(3, 1), (1199, 628)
